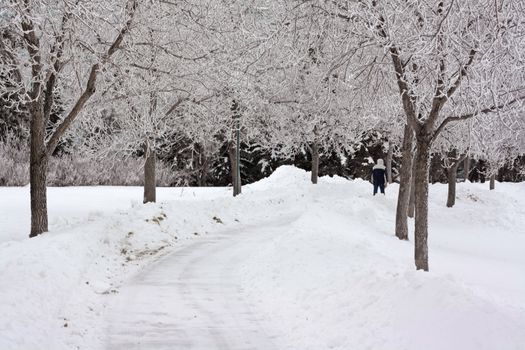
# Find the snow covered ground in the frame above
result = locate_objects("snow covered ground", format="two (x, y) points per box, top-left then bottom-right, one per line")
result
(1, 166), (524, 350)
(0, 186), (231, 243)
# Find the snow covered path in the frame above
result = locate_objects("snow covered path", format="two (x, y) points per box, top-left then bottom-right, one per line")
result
(105, 218), (291, 350)
(2, 167), (525, 350)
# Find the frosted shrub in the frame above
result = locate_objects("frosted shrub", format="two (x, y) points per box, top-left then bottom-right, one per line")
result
(0, 138), (29, 186)
(0, 141), (175, 187)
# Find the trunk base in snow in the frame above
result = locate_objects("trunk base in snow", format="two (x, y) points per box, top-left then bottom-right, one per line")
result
(143, 148), (156, 204)
(395, 125), (413, 240)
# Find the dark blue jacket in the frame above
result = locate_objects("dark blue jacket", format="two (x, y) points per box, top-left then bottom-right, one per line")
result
(372, 168), (386, 185)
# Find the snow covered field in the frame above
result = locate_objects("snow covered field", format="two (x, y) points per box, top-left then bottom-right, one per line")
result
(1, 166), (524, 350)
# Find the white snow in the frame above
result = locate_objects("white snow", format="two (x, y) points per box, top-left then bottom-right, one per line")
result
(1, 166), (524, 349)
(0, 186), (231, 243)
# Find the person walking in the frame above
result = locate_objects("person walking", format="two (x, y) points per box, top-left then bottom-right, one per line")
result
(371, 159), (387, 195)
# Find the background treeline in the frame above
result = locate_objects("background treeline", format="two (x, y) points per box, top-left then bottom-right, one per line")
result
(2, 114), (523, 187)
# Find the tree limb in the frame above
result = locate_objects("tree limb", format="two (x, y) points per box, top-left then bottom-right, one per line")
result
(46, 0), (137, 155)
(433, 94), (525, 139)
(445, 48), (477, 99)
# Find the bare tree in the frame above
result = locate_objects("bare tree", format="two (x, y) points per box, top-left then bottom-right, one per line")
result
(351, 0), (525, 270)
(470, 109), (525, 191)
(0, 0), (138, 236)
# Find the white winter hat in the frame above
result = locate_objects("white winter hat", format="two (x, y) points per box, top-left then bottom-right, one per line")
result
(377, 159), (384, 166)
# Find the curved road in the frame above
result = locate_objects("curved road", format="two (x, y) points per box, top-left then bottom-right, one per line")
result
(105, 218), (292, 350)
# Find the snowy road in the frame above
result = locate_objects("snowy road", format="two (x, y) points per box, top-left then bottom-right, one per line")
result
(105, 218), (291, 350)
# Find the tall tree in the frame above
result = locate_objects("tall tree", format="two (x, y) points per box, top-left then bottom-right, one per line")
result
(0, 0), (138, 236)
(350, 0), (525, 270)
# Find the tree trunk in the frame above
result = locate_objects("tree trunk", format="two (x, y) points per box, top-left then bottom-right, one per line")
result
(489, 174), (495, 190)
(497, 168), (504, 183)
(228, 141), (241, 196)
(29, 103), (49, 237)
(408, 152), (416, 218)
(413, 141), (430, 271)
(236, 135), (242, 196)
(311, 142), (319, 184)
(386, 141), (393, 184)
(479, 160), (486, 183)
(197, 154), (209, 187)
(395, 125), (413, 240)
(143, 142), (156, 204)
(228, 142), (236, 195)
(236, 171), (242, 195)
(446, 164), (458, 208)
(463, 157), (470, 182)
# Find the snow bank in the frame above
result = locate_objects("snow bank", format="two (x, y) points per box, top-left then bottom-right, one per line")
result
(0, 202), (205, 349)
(241, 176), (525, 350)
(246, 165), (311, 191)
(0, 186), (231, 243)
(246, 165), (350, 194)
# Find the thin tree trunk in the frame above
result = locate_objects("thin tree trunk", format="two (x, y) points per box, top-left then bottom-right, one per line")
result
(414, 142), (430, 271)
(395, 125), (413, 240)
(408, 152), (416, 218)
(489, 174), (495, 190)
(236, 135), (242, 196)
(228, 142), (236, 195)
(228, 142), (240, 196)
(143, 142), (156, 203)
(230, 99), (242, 196)
(236, 170), (242, 195)
(143, 90), (157, 203)
(446, 164), (458, 207)
(497, 168), (504, 182)
(311, 142), (319, 184)
(29, 103), (49, 237)
(463, 157), (470, 182)
(196, 152), (203, 187)
(479, 160), (486, 183)
(386, 141), (393, 184)
(198, 154), (209, 187)
(445, 152), (467, 207)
